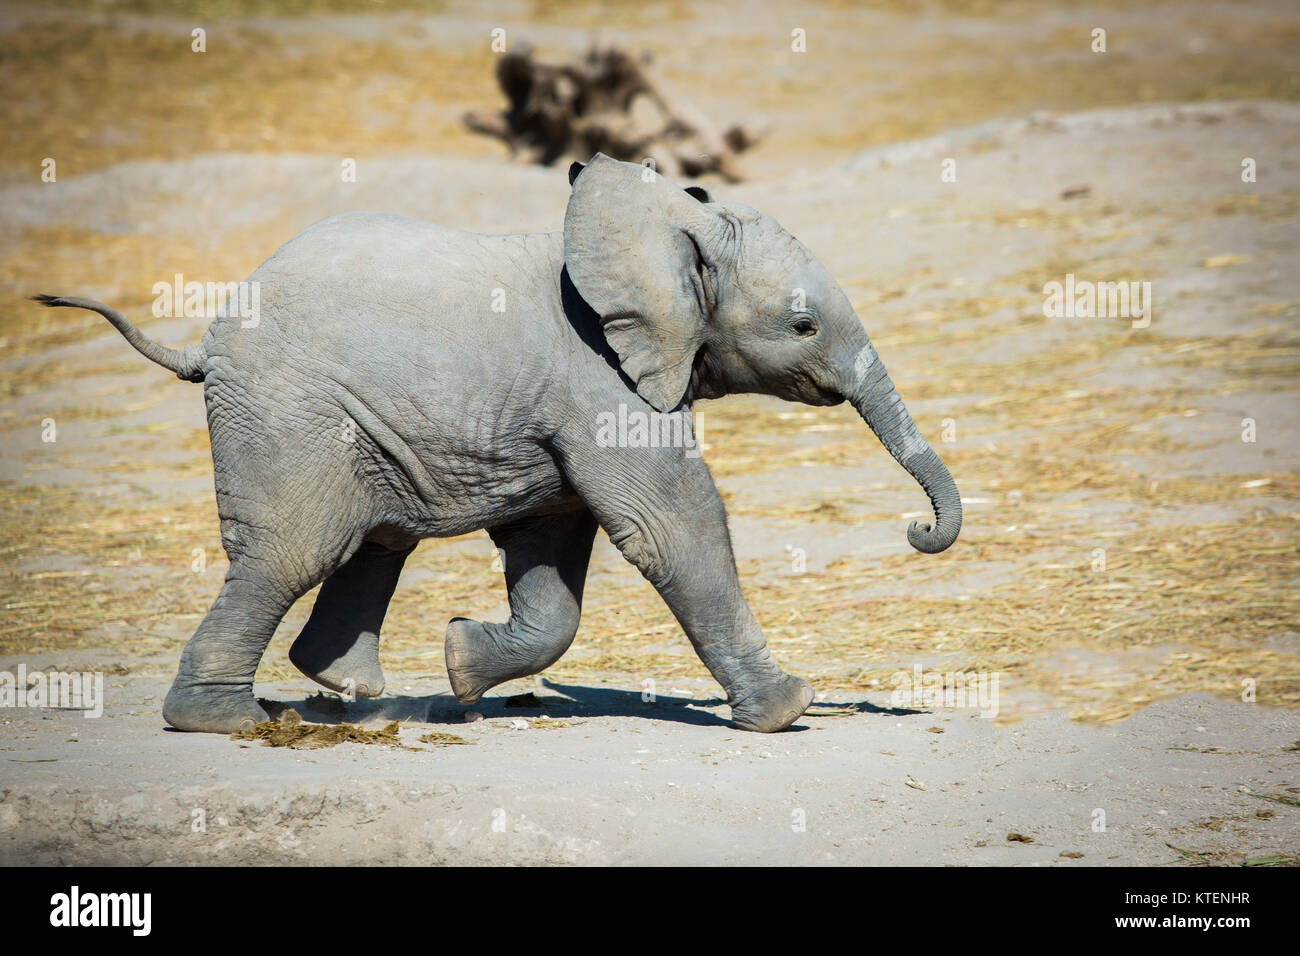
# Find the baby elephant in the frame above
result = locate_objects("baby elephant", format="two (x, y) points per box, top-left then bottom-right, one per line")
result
(39, 153), (960, 735)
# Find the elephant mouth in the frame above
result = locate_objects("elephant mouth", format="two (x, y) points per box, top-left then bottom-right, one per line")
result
(796, 380), (845, 406)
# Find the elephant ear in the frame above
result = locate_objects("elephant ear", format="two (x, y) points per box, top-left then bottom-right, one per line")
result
(564, 153), (721, 412)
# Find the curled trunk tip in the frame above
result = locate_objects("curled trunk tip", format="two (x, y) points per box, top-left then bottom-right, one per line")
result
(899, 447), (962, 554)
(848, 358), (961, 554)
(907, 512), (960, 554)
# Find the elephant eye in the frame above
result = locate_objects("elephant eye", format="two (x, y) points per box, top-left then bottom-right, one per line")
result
(791, 316), (817, 337)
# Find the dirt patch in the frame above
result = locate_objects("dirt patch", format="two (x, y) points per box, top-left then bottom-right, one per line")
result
(233, 708), (405, 749)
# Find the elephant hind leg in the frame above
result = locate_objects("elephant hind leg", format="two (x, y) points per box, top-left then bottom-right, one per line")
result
(289, 537), (416, 698)
(163, 551), (327, 733)
(445, 509), (597, 705)
(165, 470), (369, 732)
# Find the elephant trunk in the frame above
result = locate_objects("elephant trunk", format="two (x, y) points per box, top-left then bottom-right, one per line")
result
(847, 343), (961, 554)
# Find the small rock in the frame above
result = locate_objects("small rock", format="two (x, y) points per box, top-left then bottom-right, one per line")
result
(463, 710), (484, 724)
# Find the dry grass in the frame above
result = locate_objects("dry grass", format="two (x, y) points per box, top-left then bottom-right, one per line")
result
(536, 512), (1300, 723)
(4, 0), (1297, 356)
(0, 21), (496, 181)
(4, 289), (1297, 720)
(3, 273), (1297, 718)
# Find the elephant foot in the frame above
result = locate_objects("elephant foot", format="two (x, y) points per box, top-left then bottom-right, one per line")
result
(444, 617), (530, 705)
(288, 628), (385, 699)
(729, 673), (814, 733)
(163, 680), (269, 734)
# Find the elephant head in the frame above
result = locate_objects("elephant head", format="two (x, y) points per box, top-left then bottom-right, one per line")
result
(563, 153), (960, 554)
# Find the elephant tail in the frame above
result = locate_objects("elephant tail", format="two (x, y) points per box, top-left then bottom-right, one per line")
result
(32, 294), (207, 382)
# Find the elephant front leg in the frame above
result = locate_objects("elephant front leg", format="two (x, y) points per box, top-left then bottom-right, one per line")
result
(558, 438), (813, 733)
(444, 509), (598, 704)
(289, 539), (416, 698)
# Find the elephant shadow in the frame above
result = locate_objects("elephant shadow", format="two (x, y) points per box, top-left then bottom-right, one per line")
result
(265, 679), (732, 729)
(268, 678), (923, 730)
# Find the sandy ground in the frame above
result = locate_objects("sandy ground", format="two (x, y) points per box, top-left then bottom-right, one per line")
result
(1, 2), (1298, 865)
(3, 678), (1296, 866)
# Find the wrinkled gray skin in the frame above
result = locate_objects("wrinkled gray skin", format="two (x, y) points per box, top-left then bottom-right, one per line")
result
(38, 154), (960, 735)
